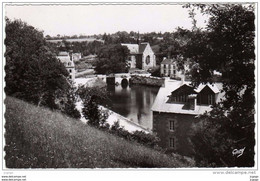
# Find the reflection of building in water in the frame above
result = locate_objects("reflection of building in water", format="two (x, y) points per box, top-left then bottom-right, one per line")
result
(151, 79), (224, 156)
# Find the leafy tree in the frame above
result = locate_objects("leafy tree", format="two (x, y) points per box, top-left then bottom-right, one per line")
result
(77, 85), (109, 127)
(150, 66), (161, 77)
(59, 85), (81, 119)
(5, 18), (70, 109)
(95, 44), (130, 74)
(184, 4), (255, 167)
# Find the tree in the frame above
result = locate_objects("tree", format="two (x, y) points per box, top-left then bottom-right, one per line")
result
(184, 4), (255, 167)
(77, 85), (109, 128)
(5, 18), (70, 109)
(59, 85), (81, 119)
(95, 44), (130, 74)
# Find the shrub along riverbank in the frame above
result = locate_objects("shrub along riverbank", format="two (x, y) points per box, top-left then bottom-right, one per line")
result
(4, 96), (194, 168)
(130, 75), (164, 87)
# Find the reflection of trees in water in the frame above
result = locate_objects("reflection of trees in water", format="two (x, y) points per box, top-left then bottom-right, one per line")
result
(135, 86), (147, 124)
(106, 84), (159, 128)
(106, 84), (131, 116)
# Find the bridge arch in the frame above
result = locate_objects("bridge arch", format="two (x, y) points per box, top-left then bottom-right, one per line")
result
(121, 78), (129, 88)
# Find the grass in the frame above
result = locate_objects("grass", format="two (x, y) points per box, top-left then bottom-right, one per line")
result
(4, 96), (194, 168)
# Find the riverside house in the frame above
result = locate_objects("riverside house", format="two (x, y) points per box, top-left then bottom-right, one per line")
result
(160, 57), (189, 79)
(151, 79), (224, 156)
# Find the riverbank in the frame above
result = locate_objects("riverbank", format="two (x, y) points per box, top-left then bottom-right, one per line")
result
(130, 75), (164, 87)
(74, 77), (150, 133)
(75, 101), (149, 133)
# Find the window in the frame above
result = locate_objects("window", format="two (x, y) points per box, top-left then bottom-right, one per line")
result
(208, 94), (214, 105)
(172, 97), (176, 102)
(169, 120), (175, 131)
(145, 55), (150, 65)
(169, 137), (175, 148)
(173, 69), (176, 76)
(68, 62), (71, 66)
(69, 75), (72, 79)
(69, 69), (72, 73)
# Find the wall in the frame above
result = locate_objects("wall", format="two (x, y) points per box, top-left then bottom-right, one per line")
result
(160, 63), (183, 79)
(128, 55), (136, 68)
(130, 75), (164, 87)
(153, 111), (196, 156)
(142, 44), (156, 70)
(68, 67), (75, 81)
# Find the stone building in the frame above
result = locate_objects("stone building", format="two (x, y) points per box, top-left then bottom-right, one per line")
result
(160, 57), (189, 79)
(57, 51), (75, 81)
(72, 53), (82, 62)
(151, 79), (223, 156)
(121, 42), (156, 70)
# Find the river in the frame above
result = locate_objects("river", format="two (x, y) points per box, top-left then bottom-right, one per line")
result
(106, 84), (159, 131)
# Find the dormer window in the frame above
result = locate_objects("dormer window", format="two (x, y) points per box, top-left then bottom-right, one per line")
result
(167, 84), (197, 104)
(197, 85), (217, 105)
(208, 95), (214, 105)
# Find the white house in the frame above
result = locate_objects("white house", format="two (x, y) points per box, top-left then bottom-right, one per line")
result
(160, 57), (189, 79)
(72, 53), (82, 62)
(57, 51), (75, 81)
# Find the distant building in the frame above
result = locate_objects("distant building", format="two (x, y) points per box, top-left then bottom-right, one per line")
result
(160, 57), (189, 79)
(72, 53), (82, 62)
(121, 42), (156, 71)
(151, 80), (224, 156)
(57, 51), (75, 81)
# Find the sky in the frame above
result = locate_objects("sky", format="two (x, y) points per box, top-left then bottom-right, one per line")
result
(5, 3), (209, 36)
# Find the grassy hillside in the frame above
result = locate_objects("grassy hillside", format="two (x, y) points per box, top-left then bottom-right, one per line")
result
(4, 96), (194, 168)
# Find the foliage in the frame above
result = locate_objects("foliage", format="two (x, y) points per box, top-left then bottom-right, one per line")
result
(77, 85), (109, 127)
(59, 85), (81, 119)
(47, 40), (103, 56)
(150, 66), (161, 77)
(95, 44), (130, 74)
(184, 4), (255, 167)
(5, 96), (194, 168)
(5, 18), (69, 109)
(110, 121), (160, 149)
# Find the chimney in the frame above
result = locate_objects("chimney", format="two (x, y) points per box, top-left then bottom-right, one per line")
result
(188, 94), (197, 110)
(181, 74), (185, 84)
(137, 31), (140, 45)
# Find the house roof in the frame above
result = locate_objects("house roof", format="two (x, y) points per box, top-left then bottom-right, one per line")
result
(161, 58), (176, 65)
(151, 80), (224, 115)
(58, 51), (69, 56)
(121, 43), (150, 54)
(57, 51), (75, 67)
(121, 44), (139, 54)
(195, 84), (220, 94)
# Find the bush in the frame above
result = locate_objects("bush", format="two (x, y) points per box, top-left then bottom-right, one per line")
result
(77, 85), (109, 128)
(109, 121), (160, 148)
(150, 66), (161, 77)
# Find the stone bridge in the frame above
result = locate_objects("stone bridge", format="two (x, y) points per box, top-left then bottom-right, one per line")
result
(106, 73), (131, 85)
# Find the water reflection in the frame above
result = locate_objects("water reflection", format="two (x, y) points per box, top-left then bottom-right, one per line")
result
(106, 84), (159, 130)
